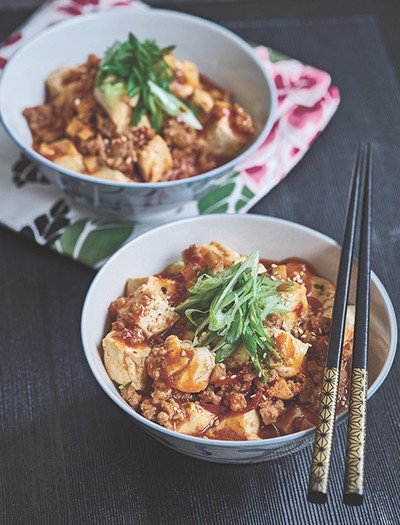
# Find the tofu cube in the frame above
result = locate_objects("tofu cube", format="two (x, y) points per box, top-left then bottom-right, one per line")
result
(46, 65), (73, 99)
(40, 139), (85, 173)
(270, 329), (310, 378)
(111, 278), (179, 338)
(345, 305), (355, 344)
(176, 403), (216, 435)
(281, 282), (308, 330)
(205, 103), (249, 158)
(90, 167), (132, 183)
(269, 264), (288, 281)
(227, 344), (250, 369)
(170, 60), (200, 99)
(191, 88), (214, 114)
(102, 330), (150, 390)
(214, 410), (261, 441)
(309, 275), (335, 318)
(138, 135), (172, 182)
(147, 335), (215, 393)
(94, 85), (132, 133)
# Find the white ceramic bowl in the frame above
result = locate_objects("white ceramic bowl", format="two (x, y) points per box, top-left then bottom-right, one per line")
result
(0, 9), (276, 222)
(81, 214), (397, 463)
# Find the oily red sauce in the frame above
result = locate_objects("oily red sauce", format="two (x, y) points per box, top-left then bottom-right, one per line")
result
(116, 255), (351, 440)
(213, 365), (254, 388)
(307, 296), (323, 314)
(261, 257), (320, 295)
(150, 317), (189, 348)
(113, 327), (142, 347)
(155, 272), (188, 306)
(259, 424), (281, 439)
(261, 257), (320, 277)
(199, 403), (229, 417)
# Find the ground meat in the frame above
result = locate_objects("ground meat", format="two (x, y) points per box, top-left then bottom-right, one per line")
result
(297, 376), (320, 410)
(76, 133), (106, 157)
(167, 140), (218, 180)
(58, 53), (99, 99)
(25, 54), (254, 182)
(104, 136), (137, 175)
(75, 95), (98, 120)
(145, 345), (168, 383)
(140, 398), (158, 421)
(120, 384), (141, 409)
(161, 119), (218, 180)
(227, 392), (247, 411)
(258, 398), (286, 426)
(231, 103), (255, 136)
(139, 383), (188, 430)
(163, 119), (196, 149)
(156, 399), (184, 428)
(99, 127), (155, 178)
(198, 386), (223, 406)
(266, 378), (303, 400)
(95, 112), (116, 138)
(292, 312), (331, 345)
(23, 104), (65, 144)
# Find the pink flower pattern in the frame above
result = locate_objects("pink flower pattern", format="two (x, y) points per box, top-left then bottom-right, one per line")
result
(238, 46), (340, 193)
(0, 1), (340, 199)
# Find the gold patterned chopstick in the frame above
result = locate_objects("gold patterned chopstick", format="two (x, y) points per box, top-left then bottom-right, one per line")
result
(307, 143), (367, 504)
(343, 144), (372, 506)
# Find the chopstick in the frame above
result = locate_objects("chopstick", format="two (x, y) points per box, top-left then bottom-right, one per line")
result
(307, 143), (371, 504)
(343, 144), (372, 506)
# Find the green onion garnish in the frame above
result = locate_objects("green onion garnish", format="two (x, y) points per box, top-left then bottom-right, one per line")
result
(175, 251), (292, 382)
(96, 33), (202, 131)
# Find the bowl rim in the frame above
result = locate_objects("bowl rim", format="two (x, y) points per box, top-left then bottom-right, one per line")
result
(0, 7), (277, 189)
(81, 213), (398, 448)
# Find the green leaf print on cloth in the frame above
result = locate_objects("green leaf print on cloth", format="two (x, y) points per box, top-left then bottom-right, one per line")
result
(54, 219), (133, 268)
(268, 49), (289, 63)
(197, 172), (255, 215)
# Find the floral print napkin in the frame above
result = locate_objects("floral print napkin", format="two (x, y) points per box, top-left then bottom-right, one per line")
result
(0, 0), (340, 268)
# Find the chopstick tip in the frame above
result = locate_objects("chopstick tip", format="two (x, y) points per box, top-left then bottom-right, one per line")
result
(307, 490), (327, 505)
(343, 492), (364, 506)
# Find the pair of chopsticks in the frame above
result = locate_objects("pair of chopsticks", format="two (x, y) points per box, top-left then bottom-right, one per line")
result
(307, 143), (373, 506)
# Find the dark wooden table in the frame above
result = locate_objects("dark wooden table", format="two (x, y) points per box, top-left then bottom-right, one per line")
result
(1, 2), (399, 524)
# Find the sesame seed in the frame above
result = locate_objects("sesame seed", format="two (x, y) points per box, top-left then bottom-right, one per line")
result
(231, 374), (237, 379)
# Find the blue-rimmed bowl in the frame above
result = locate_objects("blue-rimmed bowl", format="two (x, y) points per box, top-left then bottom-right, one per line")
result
(81, 214), (397, 463)
(0, 9), (276, 222)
